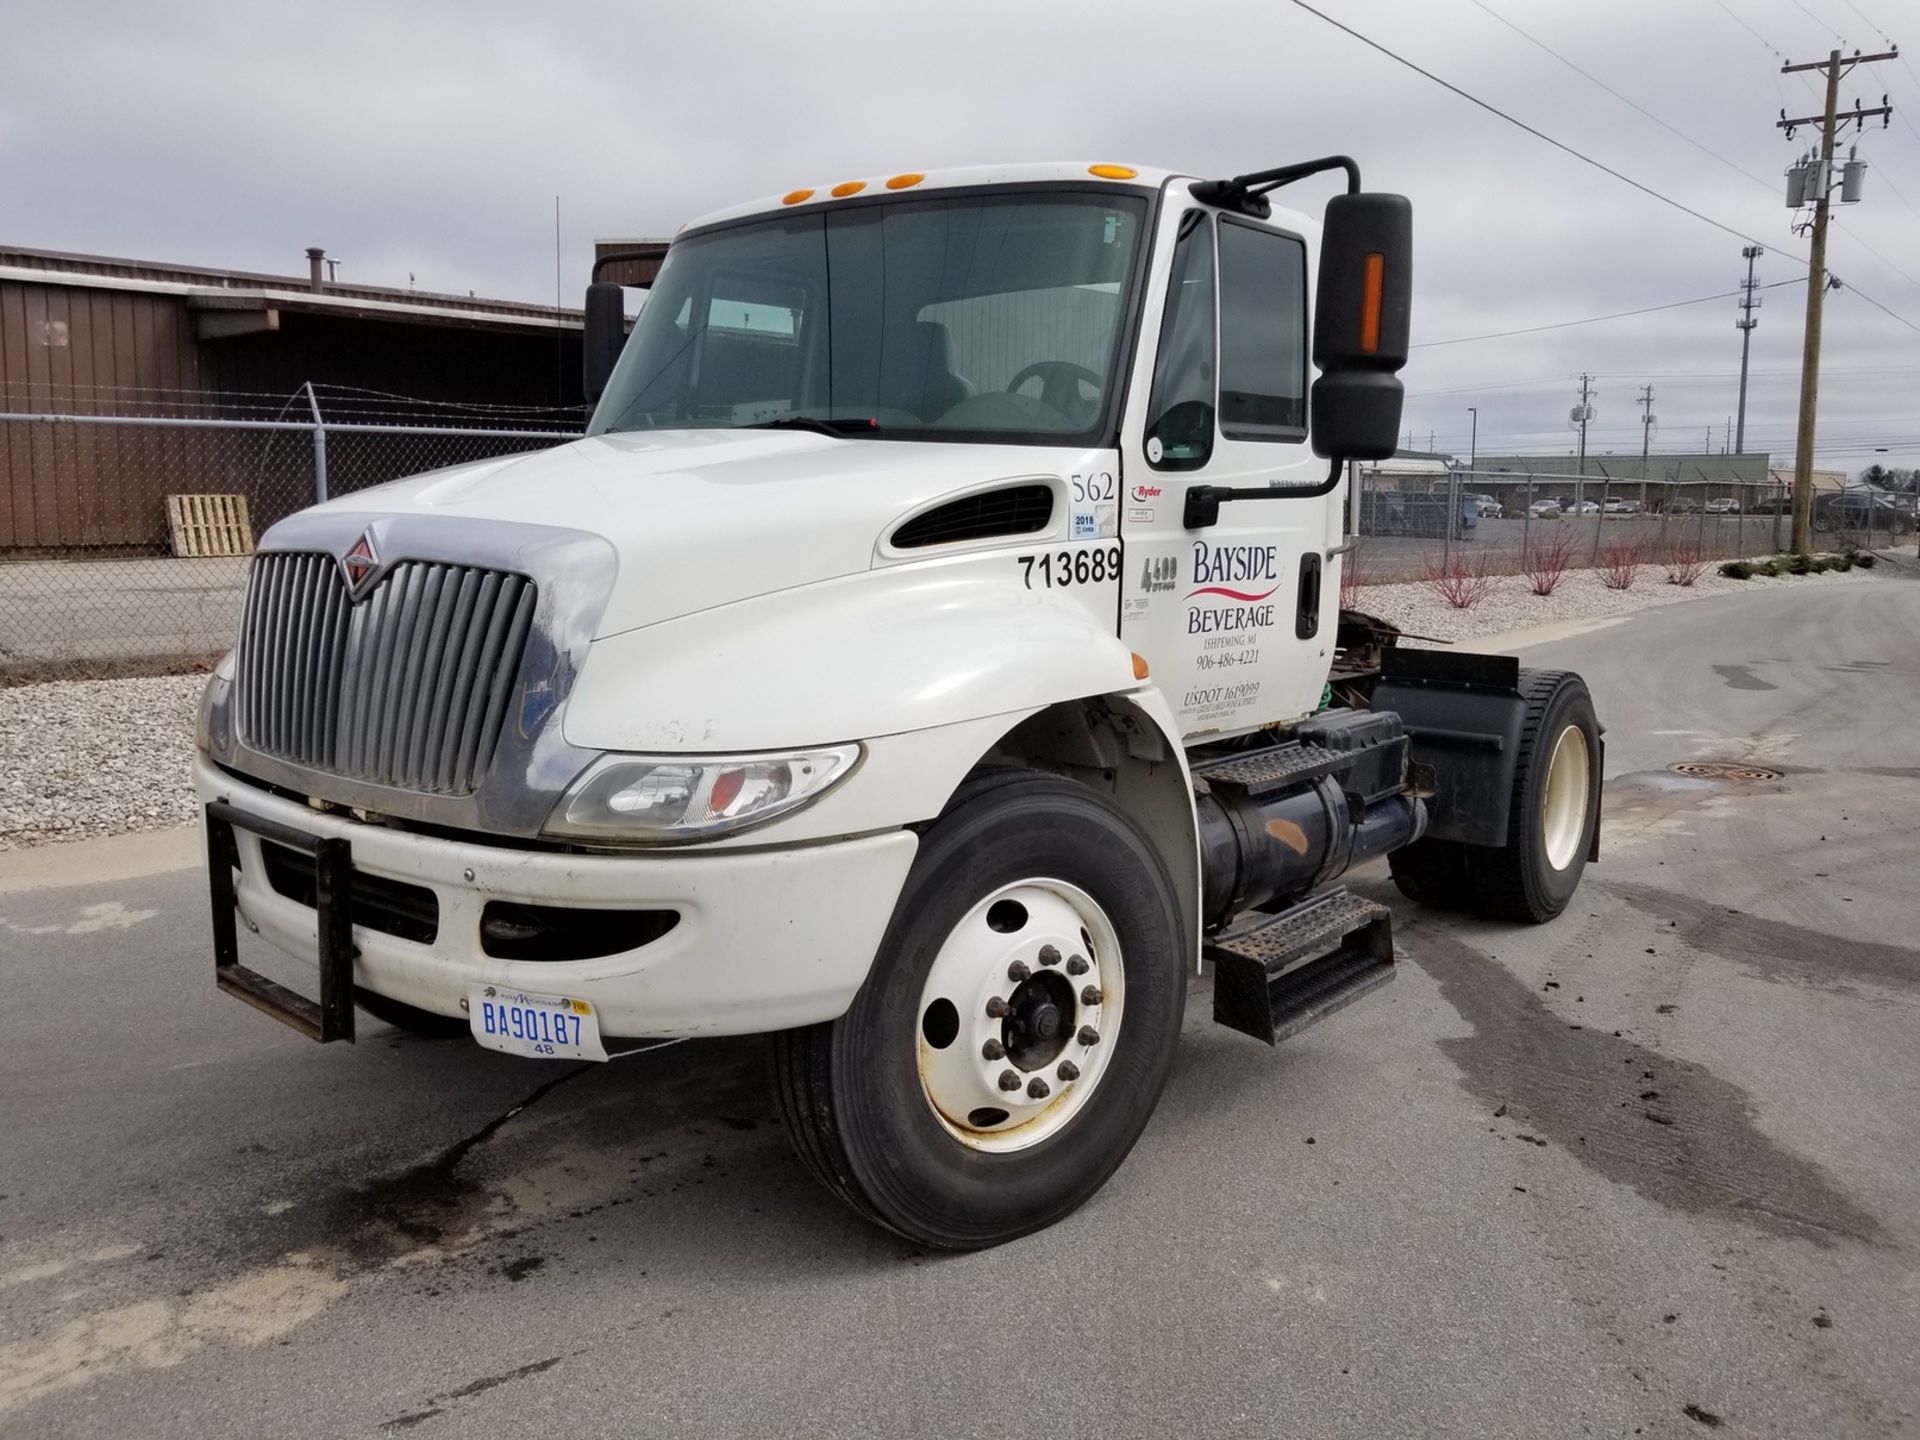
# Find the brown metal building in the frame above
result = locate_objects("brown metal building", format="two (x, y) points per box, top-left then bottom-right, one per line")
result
(0, 246), (590, 552)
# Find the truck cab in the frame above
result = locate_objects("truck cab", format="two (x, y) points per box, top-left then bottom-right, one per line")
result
(197, 160), (1602, 1249)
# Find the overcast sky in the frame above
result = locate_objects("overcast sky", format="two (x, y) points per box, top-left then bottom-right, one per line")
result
(5, 0), (1917, 471)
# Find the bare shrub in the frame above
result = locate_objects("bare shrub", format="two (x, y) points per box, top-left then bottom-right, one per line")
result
(1339, 544), (1370, 610)
(1521, 529), (1578, 597)
(1663, 540), (1708, 587)
(1419, 547), (1499, 609)
(1598, 538), (1647, 590)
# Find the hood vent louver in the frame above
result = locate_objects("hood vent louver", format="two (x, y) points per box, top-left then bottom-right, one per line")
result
(891, 485), (1055, 549)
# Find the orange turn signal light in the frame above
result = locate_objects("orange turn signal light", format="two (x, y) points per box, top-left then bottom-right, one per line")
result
(1088, 164), (1137, 180)
(1360, 252), (1385, 354)
(885, 172), (924, 190)
(782, 188), (815, 205)
(1131, 652), (1150, 681)
(831, 179), (867, 197)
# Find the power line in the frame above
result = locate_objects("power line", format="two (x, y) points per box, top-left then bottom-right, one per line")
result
(1412, 280), (1805, 348)
(1464, 0), (1780, 195)
(1845, 280), (1920, 331)
(1286, 0), (1777, 247)
(1784, 0), (1852, 46)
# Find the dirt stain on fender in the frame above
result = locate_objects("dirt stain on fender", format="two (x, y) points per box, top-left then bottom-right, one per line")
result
(1402, 921), (1886, 1247)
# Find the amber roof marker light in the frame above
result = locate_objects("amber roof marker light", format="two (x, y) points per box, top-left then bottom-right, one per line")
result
(782, 188), (815, 205)
(831, 180), (868, 197)
(885, 172), (925, 190)
(1088, 164), (1138, 180)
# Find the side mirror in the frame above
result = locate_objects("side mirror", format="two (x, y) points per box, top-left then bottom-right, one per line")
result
(582, 281), (627, 405)
(1311, 192), (1411, 462)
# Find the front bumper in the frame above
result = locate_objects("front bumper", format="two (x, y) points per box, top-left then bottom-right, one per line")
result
(193, 754), (918, 1039)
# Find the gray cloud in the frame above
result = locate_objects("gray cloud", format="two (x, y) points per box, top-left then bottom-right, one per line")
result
(4, 0), (1915, 468)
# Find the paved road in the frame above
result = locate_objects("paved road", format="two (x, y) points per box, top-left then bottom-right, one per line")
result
(3, 576), (1917, 1438)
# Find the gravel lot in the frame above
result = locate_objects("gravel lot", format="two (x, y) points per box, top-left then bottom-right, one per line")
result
(0, 562), (1882, 850)
(0, 674), (207, 850)
(1354, 559), (1877, 645)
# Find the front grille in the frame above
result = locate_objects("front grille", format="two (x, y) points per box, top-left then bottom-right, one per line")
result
(237, 551), (536, 796)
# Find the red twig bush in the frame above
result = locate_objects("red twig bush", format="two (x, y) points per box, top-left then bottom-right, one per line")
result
(1598, 538), (1647, 590)
(1339, 544), (1370, 610)
(1663, 539), (1708, 587)
(1522, 529), (1578, 597)
(1419, 547), (1499, 609)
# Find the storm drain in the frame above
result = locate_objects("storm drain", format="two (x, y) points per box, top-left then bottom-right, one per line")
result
(1667, 761), (1784, 782)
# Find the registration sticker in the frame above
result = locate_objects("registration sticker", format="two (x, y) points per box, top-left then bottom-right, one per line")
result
(468, 985), (608, 1061)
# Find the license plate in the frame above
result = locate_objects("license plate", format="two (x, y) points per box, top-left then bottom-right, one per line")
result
(468, 985), (607, 1062)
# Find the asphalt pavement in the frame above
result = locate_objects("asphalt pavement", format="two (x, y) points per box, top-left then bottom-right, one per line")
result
(3, 573), (1917, 1438)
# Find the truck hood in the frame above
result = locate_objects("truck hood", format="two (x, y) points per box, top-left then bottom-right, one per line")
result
(306, 430), (1102, 638)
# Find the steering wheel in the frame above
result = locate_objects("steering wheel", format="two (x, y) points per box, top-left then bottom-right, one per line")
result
(1006, 360), (1104, 425)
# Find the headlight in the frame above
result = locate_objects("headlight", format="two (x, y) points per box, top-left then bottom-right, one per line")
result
(545, 745), (862, 843)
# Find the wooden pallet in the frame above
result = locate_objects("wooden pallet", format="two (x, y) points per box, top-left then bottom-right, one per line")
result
(166, 493), (254, 557)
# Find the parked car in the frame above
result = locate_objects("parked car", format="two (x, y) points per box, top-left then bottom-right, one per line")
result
(1813, 486), (1915, 535)
(1704, 498), (1739, 514)
(1566, 500), (1600, 515)
(1528, 499), (1563, 518)
(1465, 492), (1504, 518)
(1668, 497), (1702, 515)
(1600, 498), (1642, 514)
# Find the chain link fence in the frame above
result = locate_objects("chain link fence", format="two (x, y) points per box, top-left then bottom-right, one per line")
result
(1354, 465), (1916, 582)
(0, 385), (581, 678)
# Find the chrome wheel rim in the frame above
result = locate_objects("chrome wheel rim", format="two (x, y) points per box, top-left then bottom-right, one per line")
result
(1541, 724), (1592, 871)
(916, 878), (1123, 1153)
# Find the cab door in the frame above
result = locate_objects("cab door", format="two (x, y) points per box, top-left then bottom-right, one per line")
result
(1117, 196), (1338, 741)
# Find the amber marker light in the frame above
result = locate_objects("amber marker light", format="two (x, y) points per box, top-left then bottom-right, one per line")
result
(831, 180), (867, 197)
(885, 172), (924, 190)
(1088, 164), (1137, 179)
(782, 188), (815, 205)
(1360, 252), (1386, 354)
(1131, 653), (1150, 680)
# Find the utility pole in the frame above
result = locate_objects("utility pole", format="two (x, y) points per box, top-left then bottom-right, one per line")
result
(1778, 47), (1897, 553)
(1572, 374), (1594, 509)
(1638, 385), (1655, 508)
(1735, 245), (1762, 454)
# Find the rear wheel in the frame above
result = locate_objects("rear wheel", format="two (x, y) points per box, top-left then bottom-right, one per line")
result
(772, 773), (1187, 1249)
(1390, 669), (1600, 925)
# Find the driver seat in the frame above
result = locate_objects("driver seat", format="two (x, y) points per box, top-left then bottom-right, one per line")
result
(879, 321), (970, 422)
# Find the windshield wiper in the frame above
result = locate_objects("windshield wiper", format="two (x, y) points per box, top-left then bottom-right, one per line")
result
(745, 414), (881, 437)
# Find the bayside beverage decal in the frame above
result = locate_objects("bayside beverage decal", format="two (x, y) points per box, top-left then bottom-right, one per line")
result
(1186, 542), (1281, 633)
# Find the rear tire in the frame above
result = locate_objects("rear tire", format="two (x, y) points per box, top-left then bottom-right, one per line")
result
(1389, 669), (1599, 925)
(771, 772), (1187, 1249)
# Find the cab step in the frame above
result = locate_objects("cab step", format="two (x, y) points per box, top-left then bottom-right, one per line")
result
(1206, 888), (1395, 1045)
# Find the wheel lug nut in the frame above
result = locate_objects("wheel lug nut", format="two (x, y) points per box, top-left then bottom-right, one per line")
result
(982, 1038), (1005, 1061)
(997, 1069), (1023, 1092)
(1066, 955), (1089, 975)
(1027, 1077), (1051, 1099)
(1078, 1025), (1100, 1045)
(1057, 1060), (1080, 1082)
(1081, 985), (1103, 1006)
(985, 996), (1010, 1018)
(1007, 959), (1031, 983)
(1038, 945), (1061, 966)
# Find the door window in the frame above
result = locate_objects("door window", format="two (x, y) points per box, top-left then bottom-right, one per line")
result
(1217, 218), (1307, 442)
(1143, 211), (1215, 471)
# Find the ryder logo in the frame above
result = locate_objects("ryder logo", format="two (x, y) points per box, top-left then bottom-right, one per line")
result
(1130, 484), (1163, 502)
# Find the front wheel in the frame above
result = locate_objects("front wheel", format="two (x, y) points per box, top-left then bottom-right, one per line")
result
(772, 773), (1187, 1249)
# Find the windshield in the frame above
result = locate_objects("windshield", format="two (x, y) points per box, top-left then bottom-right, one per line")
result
(588, 189), (1149, 444)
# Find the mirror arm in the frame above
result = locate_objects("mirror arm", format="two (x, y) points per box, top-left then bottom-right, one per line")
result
(1183, 457), (1346, 529)
(1190, 157), (1361, 217)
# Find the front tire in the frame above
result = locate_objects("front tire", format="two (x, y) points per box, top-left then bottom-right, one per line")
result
(772, 773), (1187, 1249)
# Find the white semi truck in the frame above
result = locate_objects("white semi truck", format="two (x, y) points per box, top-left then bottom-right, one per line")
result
(196, 159), (1602, 1248)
